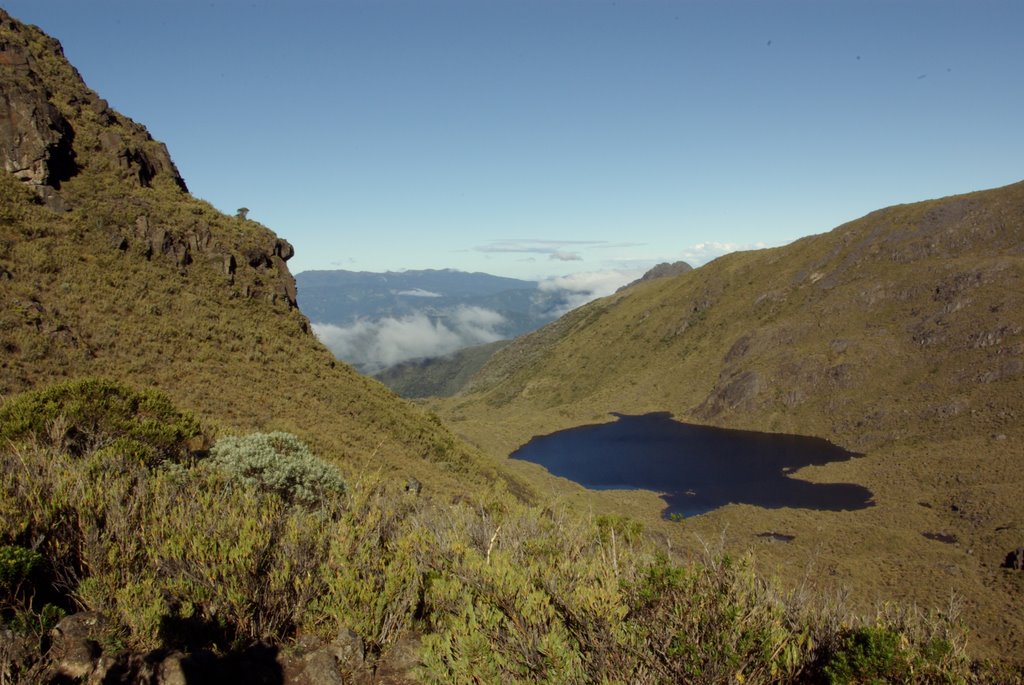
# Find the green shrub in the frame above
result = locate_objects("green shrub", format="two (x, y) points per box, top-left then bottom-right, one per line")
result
(205, 432), (345, 507)
(0, 378), (201, 466)
(0, 544), (42, 595)
(822, 620), (969, 685)
(824, 626), (911, 684)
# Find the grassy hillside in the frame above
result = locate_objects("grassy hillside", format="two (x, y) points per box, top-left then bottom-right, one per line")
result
(437, 181), (1024, 661)
(0, 10), (519, 500)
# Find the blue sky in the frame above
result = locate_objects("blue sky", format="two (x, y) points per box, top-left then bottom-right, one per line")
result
(5, 1), (1023, 283)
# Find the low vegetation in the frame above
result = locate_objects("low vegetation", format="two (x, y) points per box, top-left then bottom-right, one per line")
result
(2, 380), (1009, 682)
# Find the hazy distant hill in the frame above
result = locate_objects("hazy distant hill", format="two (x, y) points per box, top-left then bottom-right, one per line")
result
(374, 339), (511, 398)
(296, 267), (569, 332)
(297, 268), (569, 373)
(438, 180), (1024, 659)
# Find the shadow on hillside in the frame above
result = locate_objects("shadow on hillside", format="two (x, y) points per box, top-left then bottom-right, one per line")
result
(97, 642), (285, 685)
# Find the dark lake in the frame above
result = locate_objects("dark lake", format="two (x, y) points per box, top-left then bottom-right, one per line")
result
(510, 412), (874, 518)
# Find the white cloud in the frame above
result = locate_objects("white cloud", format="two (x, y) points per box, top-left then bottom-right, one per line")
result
(475, 239), (603, 255)
(396, 288), (442, 297)
(679, 241), (769, 266)
(312, 306), (508, 373)
(537, 268), (646, 315)
(549, 251), (583, 261)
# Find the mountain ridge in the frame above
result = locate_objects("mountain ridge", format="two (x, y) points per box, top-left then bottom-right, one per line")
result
(438, 179), (1024, 659)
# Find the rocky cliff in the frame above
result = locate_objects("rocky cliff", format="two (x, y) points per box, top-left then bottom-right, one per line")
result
(0, 10), (184, 196)
(0, 8), (299, 309)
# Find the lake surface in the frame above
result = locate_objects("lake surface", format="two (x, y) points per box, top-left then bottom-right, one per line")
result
(510, 412), (874, 518)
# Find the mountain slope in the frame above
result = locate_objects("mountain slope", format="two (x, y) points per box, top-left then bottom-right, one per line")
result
(454, 182), (1023, 447)
(438, 180), (1024, 659)
(0, 8), (515, 497)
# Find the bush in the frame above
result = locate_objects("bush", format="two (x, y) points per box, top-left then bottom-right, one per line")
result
(0, 544), (42, 596)
(822, 620), (968, 685)
(205, 432), (345, 507)
(824, 626), (912, 683)
(0, 378), (201, 466)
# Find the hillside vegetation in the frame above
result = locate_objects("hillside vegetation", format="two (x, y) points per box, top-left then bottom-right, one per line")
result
(438, 181), (1024, 662)
(1, 379), (993, 683)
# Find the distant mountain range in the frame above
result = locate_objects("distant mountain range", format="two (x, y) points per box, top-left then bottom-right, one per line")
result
(295, 268), (571, 373)
(297, 268), (564, 329)
(297, 264), (694, 383)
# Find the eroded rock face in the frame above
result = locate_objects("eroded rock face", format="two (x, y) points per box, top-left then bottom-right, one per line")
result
(694, 369), (761, 418)
(43, 611), (107, 682)
(0, 8), (187, 194)
(0, 36), (77, 188)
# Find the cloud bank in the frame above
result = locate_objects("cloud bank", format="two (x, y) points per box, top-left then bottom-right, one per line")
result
(538, 268), (646, 315)
(313, 305), (507, 373)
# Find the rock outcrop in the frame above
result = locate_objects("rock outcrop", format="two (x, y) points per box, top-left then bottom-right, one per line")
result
(618, 260), (693, 291)
(0, 27), (77, 189)
(0, 8), (187, 205)
(1, 8), (300, 310)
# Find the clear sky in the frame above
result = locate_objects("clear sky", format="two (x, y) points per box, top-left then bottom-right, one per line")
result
(5, 0), (1023, 282)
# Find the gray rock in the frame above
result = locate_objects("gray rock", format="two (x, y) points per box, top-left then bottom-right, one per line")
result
(326, 627), (365, 668)
(302, 650), (347, 685)
(157, 651), (190, 685)
(46, 612), (106, 681)
(373, 634), (422, 685)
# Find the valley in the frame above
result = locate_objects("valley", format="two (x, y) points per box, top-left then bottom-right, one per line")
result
(431, 181), (1024, 661)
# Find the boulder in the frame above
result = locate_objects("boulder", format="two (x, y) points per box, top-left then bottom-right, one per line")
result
(373, 633), (422, 685)
(274, 238), (295, 261)
(44, 611), (106, 681)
